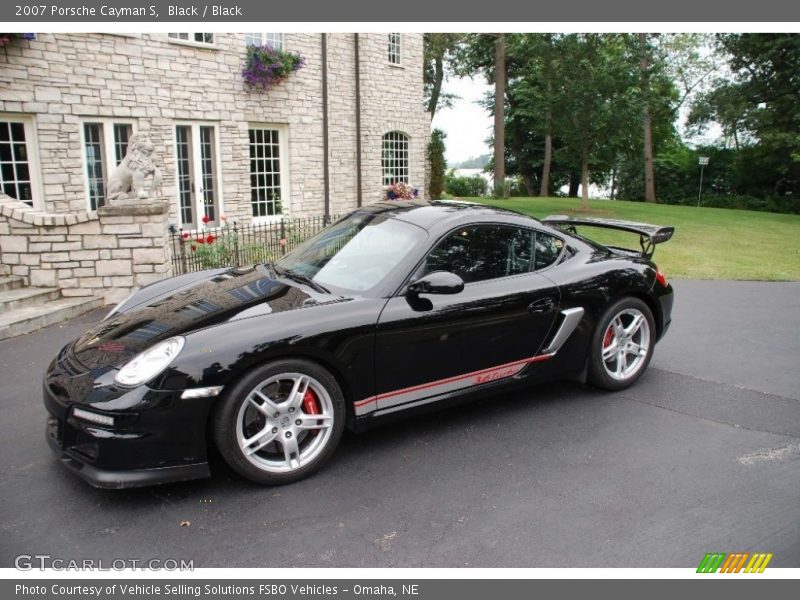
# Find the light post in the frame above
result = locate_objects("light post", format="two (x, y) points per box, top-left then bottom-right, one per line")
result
(697, 156), (709, 207)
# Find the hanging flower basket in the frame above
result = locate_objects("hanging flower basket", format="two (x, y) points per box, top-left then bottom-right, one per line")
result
(0, 33), (36, 47)
(242, 44), (306, 90)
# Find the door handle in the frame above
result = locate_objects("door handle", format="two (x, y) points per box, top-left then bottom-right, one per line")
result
(528, 297), (555, 314)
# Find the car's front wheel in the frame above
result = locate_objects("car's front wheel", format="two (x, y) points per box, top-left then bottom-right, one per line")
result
(588, 297), (655, 391)
(212, 359), (345, 485)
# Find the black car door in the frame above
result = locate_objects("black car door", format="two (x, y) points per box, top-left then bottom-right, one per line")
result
(369, 224), (562, 415)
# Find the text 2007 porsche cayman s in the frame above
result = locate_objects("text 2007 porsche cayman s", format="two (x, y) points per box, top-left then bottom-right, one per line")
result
(44, 201), (674, 488)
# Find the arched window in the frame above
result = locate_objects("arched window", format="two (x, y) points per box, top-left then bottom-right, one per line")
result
(382, 131), (409, 185)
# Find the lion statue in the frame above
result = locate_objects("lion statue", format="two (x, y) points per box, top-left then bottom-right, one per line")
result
(106, 132), (162, 203)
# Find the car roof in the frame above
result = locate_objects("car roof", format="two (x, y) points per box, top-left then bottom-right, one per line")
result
(355, 200), (539, 233)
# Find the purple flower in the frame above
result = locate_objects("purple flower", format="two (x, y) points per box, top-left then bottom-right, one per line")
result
(243, 44), (306, 90)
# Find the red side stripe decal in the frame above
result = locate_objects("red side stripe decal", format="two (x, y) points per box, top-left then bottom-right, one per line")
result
(355, 352), (553, 409)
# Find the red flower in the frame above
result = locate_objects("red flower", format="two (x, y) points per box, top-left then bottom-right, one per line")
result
(206, 234), (216, 244)
(190, 245), (197, 252)
(195, 237), (205, 244)
(181, 232), (190, 240)
(202, 215), (211, 224)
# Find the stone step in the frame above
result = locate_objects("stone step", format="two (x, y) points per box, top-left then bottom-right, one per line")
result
(0, 297), (104, 341)
(0, 276), (26, 292)
(0, 287), (62, 312)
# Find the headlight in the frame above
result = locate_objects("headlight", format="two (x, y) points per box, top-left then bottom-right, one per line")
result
(104, 288), (139, 321)
(115, 336), (185, 387)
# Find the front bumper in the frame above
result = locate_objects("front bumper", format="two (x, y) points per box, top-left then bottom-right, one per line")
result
(43, 346), (214, 488)
(45, 419), (208, 488)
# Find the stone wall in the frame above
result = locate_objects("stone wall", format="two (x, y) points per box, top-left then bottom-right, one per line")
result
(357, 33), (432, 204)
(0, 32), (431, 223)
(0, 194), (172, 303)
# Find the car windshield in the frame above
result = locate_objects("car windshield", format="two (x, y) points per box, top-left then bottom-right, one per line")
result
(275, 212), (426, 294)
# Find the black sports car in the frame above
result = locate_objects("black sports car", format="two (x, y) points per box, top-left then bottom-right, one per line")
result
(43, 200), (674, 488)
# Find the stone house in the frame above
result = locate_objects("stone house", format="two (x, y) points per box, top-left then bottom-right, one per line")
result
(0, 32), (430, 336)
(1, 31), (430, 223)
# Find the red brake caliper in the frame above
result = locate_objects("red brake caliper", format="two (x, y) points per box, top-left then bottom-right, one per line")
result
(603, 326), (615, 348)
(302, 388), (321, 435)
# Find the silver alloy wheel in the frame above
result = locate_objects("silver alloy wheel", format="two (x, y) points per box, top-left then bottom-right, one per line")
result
(600, 308), (651, 381)
(236, 372), (335, 473)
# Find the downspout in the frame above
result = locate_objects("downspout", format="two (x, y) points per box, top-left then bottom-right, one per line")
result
(354, 33), (363, 207)
(322, 33), (331, 220)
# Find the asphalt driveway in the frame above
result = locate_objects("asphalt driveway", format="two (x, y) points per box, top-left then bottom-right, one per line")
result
(1, 280), (798, 568)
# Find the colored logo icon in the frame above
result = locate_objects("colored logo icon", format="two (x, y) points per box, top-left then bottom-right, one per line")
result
(697, 553), (773, 573)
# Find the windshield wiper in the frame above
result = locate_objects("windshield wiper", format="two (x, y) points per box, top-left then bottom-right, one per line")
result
(273, 266), (330, 294)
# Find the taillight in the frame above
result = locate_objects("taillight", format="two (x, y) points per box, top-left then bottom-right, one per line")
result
(655, 268), (668, 287)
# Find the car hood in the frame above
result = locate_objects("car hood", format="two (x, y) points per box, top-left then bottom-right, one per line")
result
(70, 265), (344, 369)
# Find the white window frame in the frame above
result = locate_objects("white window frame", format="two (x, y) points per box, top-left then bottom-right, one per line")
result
(0, 113), (43, 210)
(248, 123), (290, 224)
(244, 33), (284, 49)
(167, 33), (216, 48)
(388, 33), (402, 66)
(79, 118), (137, 212)
(382, 131), (410, 186)
(173, 121), (225, 230)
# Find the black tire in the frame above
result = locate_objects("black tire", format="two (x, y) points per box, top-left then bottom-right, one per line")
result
(212, 359), (345, 485)
(587, 297), (656, 391)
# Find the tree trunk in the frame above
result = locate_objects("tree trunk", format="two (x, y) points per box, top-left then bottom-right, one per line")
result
(427, 53), (444, 118)
(568, 171), (580, 197)
(640, 33), (657, 203)
(521, 173), (535, 196)
(580, 142), (590, 210)
(643, 104), (656, 202)
(540, 122), (552, 197)
(493, 34), (506, 197)
(540, 46), (554, 198)
(610, 166), (617, 200)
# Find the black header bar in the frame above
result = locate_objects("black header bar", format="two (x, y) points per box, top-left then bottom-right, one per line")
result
(2, 0), (799, 23)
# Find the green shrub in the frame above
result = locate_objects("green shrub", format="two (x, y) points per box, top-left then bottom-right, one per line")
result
(445, 172), (488, 197)
(427, 130), (447, 200)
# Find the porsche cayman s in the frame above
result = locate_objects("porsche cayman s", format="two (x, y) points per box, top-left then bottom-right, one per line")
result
(44, 200), (674, 488)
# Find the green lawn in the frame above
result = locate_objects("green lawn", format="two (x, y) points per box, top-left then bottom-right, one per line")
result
(471, 197), (800, 281)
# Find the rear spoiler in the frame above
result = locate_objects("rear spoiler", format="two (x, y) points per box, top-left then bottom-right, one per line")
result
(542, 215), (675, 258)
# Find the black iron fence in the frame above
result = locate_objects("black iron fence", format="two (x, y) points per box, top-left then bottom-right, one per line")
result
(169, 215), (336, 275)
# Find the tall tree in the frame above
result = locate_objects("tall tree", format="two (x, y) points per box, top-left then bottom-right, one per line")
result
(612, 35), (682, 203)
(493, 34), (506, 197)
(659, 34), (717, 116)
(423, 33), (464, 118)
(519, 34), (559, 197)
(556, 34), (643, 209)
(639, 33), (657, 203)
(501, 34), (563, 197)
(689, 34), (800, 198)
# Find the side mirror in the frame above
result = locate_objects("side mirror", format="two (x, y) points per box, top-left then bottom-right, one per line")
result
(407, 271), (465, 296)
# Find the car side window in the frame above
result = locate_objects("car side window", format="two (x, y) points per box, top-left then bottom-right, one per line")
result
(534, 232), (563, 270)
(421, 225), (564, 284)
(421, 225), (537, 284)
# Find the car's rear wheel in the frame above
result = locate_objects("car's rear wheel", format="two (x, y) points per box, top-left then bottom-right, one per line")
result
(212, 359), (345, 485)
(588, 297), (655, 391)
